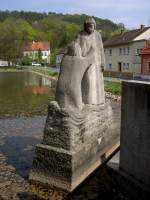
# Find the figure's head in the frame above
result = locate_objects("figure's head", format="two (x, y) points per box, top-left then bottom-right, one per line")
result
(84, 17), (96, 34)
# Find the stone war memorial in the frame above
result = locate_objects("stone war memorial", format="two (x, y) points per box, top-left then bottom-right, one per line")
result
(29, 17), (119, 199)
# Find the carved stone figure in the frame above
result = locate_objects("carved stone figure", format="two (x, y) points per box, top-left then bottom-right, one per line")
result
(55, 17), (105, 111)
(29, 17), (119, 200)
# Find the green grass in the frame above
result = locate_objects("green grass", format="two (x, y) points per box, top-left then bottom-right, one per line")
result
(30, 67), (58, 77)
(47, 71), (58, 77)
(0, 66), (26, 72)
(104, 80), (121, 95)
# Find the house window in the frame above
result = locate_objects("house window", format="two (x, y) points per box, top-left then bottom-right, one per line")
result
(25, 52), (29, 56)
(148, 62), (150, 70)
(126, 63), (130, 69)
(127, 47), (130, 55)
(123, 48), (126, 55)
(123, 63), (126, 69)
(109, 49), (112, 56)
(45, 52), (47, 56)
(119, 48), (122, 55)
(109, 63), (112, 69)
(136, 49), (140, 55)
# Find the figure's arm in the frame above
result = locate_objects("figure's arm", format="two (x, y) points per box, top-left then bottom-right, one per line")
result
(98, 32), (105, 72)
(66, 33), (82, 57)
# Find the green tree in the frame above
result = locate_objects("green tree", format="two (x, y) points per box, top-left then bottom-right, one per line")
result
(21, 55), (32, 66)
(0, 11), (126, 66)
(38, 48), (42, 63)
(50, 49), (56, 65)
(0, 18), (37, 66)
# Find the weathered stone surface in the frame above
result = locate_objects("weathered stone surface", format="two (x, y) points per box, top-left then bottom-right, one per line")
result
(55, 17), (105, 111)
(30, 181), (68, 200)
(29, 17), (119, 199)
(42, 101), (114, 151)
(120, 80), (150, 188)
(29, 101), (119, 193)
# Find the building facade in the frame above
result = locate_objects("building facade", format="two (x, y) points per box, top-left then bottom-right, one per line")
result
(0, 60), (9, 67)
(24, 41), (50, 64)
(104, 26), (150, 75)
(56, 48), (67, 69)
(141, 42), (150, 77)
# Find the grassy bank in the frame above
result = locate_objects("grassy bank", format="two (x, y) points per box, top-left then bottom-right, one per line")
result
(30, 67), (58, 77)
(104, 80), (121, 95)
(0, 66), (26, 72)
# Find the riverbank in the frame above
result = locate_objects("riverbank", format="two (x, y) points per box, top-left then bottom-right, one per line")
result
(29, 67), (122, 96)
(0, 67), (27, 72)
(0, 66), (121, 98)
(0, 100), (125, 200)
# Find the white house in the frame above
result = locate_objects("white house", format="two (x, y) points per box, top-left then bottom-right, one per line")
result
(24, 41), (50, 64)
(0, 60), (9, 67)
(104, 25), (150, 74)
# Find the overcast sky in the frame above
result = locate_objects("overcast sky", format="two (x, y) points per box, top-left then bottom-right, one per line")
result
(1, 0), (150, 29)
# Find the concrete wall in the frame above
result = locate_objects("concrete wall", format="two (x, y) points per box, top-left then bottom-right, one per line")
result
(120, 80), (150, 187)
(56, 53), (64, 69)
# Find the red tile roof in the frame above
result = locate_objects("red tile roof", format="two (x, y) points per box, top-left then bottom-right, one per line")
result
(24, 41), (50, 51)
(141, 43), (150, 55)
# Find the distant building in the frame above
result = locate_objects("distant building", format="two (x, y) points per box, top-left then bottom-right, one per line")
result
(141, 42), (150, 78)
(24, 41), (50, 64)
(0, 60), (9, 67)
(56, 48), (67, 69)
(104, 25), (150, 75)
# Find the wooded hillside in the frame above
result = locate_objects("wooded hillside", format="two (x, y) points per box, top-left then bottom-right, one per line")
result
(0, 10), (125, 65)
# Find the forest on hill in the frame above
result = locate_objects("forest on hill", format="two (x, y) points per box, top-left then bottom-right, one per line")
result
(0, 10), (125, 65)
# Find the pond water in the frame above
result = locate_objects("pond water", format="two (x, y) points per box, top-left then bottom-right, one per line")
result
(0, 71), (55, 118)
(0, 72), (126, 200)
(0, 71), (56, 199)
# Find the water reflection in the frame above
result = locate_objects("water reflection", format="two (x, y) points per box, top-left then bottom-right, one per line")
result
(0, 72), (55, 118)
(23, 72), (52, 86)
(27, 86), (50, 95)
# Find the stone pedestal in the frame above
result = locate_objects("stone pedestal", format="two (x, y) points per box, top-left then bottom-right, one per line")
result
(120, 80), (150, 190)
(29, 101), (119, 199)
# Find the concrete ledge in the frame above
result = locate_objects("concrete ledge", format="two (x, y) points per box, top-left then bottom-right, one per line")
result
(107, 157), (150, 200)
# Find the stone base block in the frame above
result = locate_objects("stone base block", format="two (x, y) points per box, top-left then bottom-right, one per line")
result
(30, 181), (68, 200)
(30, 139), (119, 192)
(29, 101), (119, 198)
